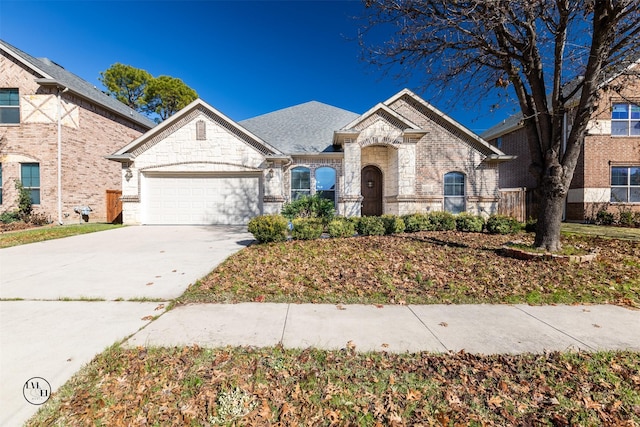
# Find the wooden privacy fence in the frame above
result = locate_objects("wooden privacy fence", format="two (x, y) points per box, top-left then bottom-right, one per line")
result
(498, 188), (526, 222)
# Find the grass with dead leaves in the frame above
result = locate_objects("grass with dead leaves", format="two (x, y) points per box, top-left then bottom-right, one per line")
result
(178, 231), (640, 307)
(0, 223), (123, 248)
(27, 345), (640, 426)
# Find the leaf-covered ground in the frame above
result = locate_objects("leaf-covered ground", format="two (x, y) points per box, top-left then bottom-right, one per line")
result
(28, 346), (640, 426)
(179, 231), (640, 307)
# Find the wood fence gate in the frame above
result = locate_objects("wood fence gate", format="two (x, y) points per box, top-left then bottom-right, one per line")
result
(498, 188), (526, 222)
(106, 190), (122, 224)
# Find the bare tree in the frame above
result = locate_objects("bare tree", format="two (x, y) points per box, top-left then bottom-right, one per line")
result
(359, 0), (640, 250)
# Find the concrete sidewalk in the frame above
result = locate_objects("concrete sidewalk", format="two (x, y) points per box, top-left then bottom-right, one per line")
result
(126, 303), (640, 354)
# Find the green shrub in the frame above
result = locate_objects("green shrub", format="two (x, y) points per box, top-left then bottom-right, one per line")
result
(380, 214), (405, 235)
(455, 212), (485, 233)
(595, 209), (614, 226)
(634, 212), (640, 228)
(327, 217), (356, 238)
(618, 210), (634, 227)
(281, 195), (335, 224)
(486, 214), (522, 234)
(247, 214), (289, 243)
(291, 218), (324, 240)
(356, 216), (385, 236)
(15, 180), (33, 219)
(0, 210), (21, 224)
(402, 213), (433, 232)
(428, 211), (456, 231)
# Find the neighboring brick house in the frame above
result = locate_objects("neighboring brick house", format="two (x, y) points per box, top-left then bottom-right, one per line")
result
(108, 89), (511, 225)
(483, 63), (640, 222)
(0, 40), (154, 223)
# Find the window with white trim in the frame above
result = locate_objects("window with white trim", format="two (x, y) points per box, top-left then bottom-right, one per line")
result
(0, 88), (20, 124)
(444, 172), (465, 214)
(291, 167), (311, 200)
(315, 167), (336, 207)
(611, 166), (640, 203)
(611, 103), (640, 136)
(21, 163), (40, 205)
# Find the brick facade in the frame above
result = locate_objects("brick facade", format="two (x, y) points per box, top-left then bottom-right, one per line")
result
(0, 45), (151, 223)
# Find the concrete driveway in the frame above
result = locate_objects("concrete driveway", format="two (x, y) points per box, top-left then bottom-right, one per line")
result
(0, 225), (252, 427)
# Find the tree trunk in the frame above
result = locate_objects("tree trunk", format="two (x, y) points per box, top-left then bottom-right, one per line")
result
(534, 186), (566, 252)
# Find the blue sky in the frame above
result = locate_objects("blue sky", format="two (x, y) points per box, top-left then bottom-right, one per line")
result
(1, 0), (514, 134)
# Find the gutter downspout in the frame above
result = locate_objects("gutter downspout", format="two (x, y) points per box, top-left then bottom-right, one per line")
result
(57, 87), (68, 225)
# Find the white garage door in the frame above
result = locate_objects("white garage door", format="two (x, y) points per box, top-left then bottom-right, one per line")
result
(142, 174), (261, 225)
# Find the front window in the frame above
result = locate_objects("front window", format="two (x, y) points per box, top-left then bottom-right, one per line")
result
(315, 167), (336, 207)
(21, 163), (40, 205)
(444, 172), (465, 214)
(611, 166), (640, 203)
(0, 88), (20, 124)
(611, 103), (640, 136)
(291, 167), (310, 200)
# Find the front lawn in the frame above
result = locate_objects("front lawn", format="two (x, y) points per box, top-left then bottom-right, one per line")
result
(0, 223), (123, 248)
(27, 345), (640, 426)
(178, 231), (640, 307)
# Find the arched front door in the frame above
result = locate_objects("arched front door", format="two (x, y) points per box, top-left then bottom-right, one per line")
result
(361, 165), (383, 216)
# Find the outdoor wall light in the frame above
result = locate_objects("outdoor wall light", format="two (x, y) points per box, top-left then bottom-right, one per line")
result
(267, 168), (274, 179)
(125, 168), (133, 182)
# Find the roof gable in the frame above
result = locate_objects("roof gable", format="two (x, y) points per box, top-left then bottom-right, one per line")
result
(0, 39), (155, 129)
(110, 98), (280, 159)
(341, 102), (422, 132)
(386, 89), (505, 157)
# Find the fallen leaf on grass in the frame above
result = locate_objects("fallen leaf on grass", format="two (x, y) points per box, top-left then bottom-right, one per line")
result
(255, 295), (265, 302)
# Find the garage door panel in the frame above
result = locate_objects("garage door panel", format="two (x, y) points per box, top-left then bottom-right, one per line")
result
(143, 175), (261, 225)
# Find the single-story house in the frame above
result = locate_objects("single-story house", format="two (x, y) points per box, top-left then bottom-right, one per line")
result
(108, 89), (512, 225)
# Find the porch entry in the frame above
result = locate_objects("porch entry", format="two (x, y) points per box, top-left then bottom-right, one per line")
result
(361, 165), (382, 216)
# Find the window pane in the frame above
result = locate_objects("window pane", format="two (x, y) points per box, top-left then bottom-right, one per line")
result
(21, 163), (40, 187)
(444, 197), (465, 214)
(611, 121), (629, 136)
(315, 167), (336, 191)
(317, 190), (335, 206)
(630, 121), (640, 136)
(611, 167), (628, 186)
(30, 189), (40, 205)
(611, 187), (628, 203)
(0, 89), (19, 106)
(291, 190), (310, 201)
(630, 104), (640, 120)
(444, 172), (464, 196)
(611, 103), (629, 120)
(630, 168), (640, 186)
(291, 167), (310, 191)
(0, 108), (20, 124)
(630, 187), (640, 203)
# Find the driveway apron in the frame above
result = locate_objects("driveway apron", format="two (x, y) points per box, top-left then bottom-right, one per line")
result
(0, 225), (252, 427)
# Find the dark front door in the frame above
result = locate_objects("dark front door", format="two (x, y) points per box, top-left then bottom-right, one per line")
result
(361, 165), (383, 216)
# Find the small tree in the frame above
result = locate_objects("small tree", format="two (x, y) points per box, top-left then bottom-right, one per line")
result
(14, 180), (32, 218)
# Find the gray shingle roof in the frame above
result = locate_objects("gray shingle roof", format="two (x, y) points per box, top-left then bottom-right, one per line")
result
(1, 39), (155, 129)
(239, 101), (360, 154)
